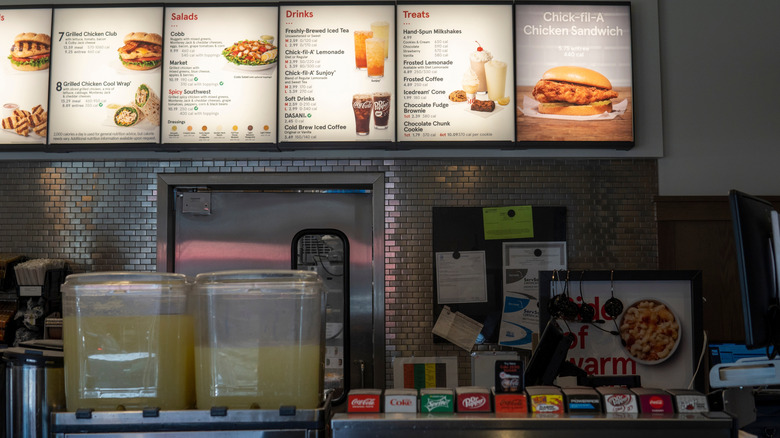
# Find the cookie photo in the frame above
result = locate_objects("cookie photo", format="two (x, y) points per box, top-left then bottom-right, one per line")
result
(448, 90), (467, 102)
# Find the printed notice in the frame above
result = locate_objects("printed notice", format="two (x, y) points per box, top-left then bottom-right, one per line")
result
(48, 7), (163, 144)
(0, 8), (51, 145)
(397, 4), (515, 142)
(163, 6), (278, 144)
(279, 5), (395, 144)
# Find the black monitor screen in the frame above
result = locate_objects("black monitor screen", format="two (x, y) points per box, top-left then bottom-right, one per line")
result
(524, 318), (574, 386)
(729, 190), (780, 354)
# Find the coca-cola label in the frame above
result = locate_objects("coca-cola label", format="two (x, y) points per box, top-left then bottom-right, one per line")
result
(494, 394), (528, 413)
(604, 394), (638, 413)
(385, 395), (417, 413)
(640, 394), (673, 413)
(348, 394), (380, 413)
(353, 99), (373, 109)
(457, 394), (490, 412)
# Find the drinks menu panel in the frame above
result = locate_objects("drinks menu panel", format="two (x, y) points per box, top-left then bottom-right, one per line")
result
(278, 4), (395, 146)
(0, 8), (51, 146)
(49, 7), (163, 145)
(163, 6), (278, 146)
(397, 2), (515, 143)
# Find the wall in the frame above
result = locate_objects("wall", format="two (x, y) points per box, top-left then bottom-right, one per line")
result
(0, 158), (659, 386)
(657, 0), (780, 195)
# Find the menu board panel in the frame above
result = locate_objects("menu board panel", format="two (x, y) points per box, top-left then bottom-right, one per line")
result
(397, 2), (515, 144)
(49, 7), (163, 145)
(0, 8), (51, 146)
(163, 6), (278, 146)
(515, 3), (634, 148)
(278, 4), (396, 146)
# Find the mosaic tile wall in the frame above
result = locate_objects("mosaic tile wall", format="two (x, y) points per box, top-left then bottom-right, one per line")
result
(0, 158), (658, 387)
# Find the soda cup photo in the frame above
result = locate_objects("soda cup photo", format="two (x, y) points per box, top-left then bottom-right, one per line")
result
(352, 94), (373, 136)
(372, 92), (391, 130)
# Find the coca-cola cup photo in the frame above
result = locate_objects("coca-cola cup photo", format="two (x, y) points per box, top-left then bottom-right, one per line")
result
(372, 92), (391, 130)
(352, 94), (372, 136)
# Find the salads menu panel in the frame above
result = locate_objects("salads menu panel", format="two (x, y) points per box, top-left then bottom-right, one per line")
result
(0, 8), (51, 145)
(49, 7), (163, 145)
(397, 3), (515, 143)
(163, 6), (278, 145)
(279, 4), (395, 145)
(515, 3), (634, 147)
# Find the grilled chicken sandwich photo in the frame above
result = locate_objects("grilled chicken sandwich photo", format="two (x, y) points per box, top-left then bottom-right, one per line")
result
(532, 66), (618, 116)
(8, 33), (51, 71)
(117, 32), (162, 71)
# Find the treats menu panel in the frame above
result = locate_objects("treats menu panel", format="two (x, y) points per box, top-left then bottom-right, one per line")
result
(397, 2), (515, 144)
(0, 2), (635, 151)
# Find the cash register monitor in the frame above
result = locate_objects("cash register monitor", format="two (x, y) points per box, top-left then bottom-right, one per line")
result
(729, 190), (780, 356)
(525, 319), (576, 386)
(710, 190), (780, 387)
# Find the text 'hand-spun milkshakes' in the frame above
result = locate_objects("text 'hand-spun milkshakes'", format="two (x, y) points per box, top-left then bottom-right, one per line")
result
(469, 41), (493, 94)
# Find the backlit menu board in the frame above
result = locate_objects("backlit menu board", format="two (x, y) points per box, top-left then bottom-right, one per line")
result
(49, 7), (163, 145)
(163, 6), (278, 146)
(0, 8), (51, 145)
(279, 4), (395, 145)
(397, 2), (515, 143)
(515, 3), (634, 148)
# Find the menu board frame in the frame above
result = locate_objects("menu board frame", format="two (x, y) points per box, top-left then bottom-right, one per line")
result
(46, 4), (166, 151)
(0, 6), (52, 153)
(394, 0), (516, 150)
(0, 1), (642, 153)
(277, 0), (397, 151)
(161, 4), (280, 151)
(514, 1), (636, 150)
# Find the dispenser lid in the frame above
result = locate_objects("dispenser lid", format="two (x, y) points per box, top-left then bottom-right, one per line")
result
(62, 272), (188, 295)
(193, 270), (322, 295)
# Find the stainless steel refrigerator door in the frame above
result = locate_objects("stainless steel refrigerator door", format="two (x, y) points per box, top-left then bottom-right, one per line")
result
(156, 173), (385, 397)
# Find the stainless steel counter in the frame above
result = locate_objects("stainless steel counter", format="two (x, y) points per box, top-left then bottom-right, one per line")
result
(52, 404), (330, 437)
(331, 412), (735, 438)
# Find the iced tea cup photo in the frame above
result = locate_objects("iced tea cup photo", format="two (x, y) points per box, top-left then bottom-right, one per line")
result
(372, 92), (391, 129)
(365, 38), (385, 78)
(352, 94), (373, 136)
(370, 21), (390, 58)
(485, 60), (507, 101)
(353, 30), (373, 70)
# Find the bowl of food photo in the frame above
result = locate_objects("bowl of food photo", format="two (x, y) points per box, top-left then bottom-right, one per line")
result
(619, 299), (681, 365)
